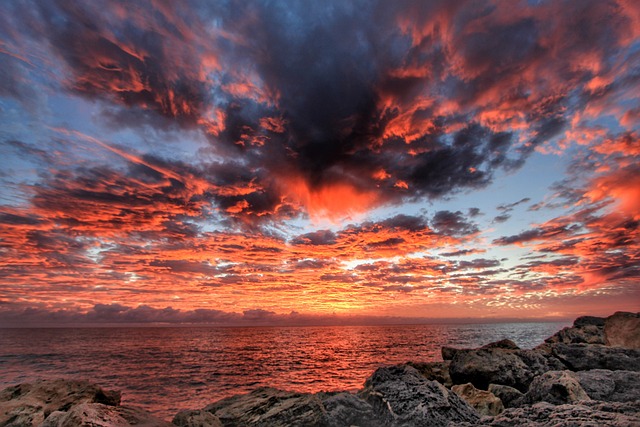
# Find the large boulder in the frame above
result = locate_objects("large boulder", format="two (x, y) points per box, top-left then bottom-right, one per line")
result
(0, 379), (121, 427)
(359, 364), (480, 426)
(540, 316), (606, 348)
(452, 383), (504, 416)
(575, 369), (640, 402)
(42, 402), (172, 427)
(448, 343), (564, 392)
(172, 409), (223, 427)
(488, 384), (523, 409)
(520, 371), (590, 405)
(573, 316), (606, 328)
(406, 361), (452, 387)
(547, 343), (640, 371)
(604, 311), (640, 348)
(474, 400), (640, 427)
(319, 392), (381, 427)
(204, 387), (327, 426)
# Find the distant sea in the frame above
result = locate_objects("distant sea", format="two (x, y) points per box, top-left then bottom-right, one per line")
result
(0, 322), (568, 420)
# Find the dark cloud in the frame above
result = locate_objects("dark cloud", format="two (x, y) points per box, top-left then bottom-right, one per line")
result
(291, 230), (337, 246)
(497, 198), (531, 213)
(493, 214), (510, 223)
(431, 210), (479, 236)
(3, 0), (631, 222)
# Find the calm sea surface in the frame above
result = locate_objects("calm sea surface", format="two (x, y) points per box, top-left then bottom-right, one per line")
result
(0, 322), (568, 420)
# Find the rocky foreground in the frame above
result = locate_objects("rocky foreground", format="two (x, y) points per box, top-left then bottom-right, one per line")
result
(1, 312), (639, 427)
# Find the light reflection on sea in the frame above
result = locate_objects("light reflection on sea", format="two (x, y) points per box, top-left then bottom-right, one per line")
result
(0, 322), (568, 420)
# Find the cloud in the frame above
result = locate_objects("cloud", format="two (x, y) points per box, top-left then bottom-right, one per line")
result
(5, 0), (635, 221)
(431, 210), (479, 236)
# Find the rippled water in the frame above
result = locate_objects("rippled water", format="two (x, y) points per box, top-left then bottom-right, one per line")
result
(0, 322), (567, 420)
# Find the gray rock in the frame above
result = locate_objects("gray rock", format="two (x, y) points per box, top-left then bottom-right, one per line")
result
(442, 340), (519, 361)
(320, 392), (381, 427)
(359, 364), (480, 426)
(482, 339), (520, 350)
(204, 387), (327, 427)
(173, 409), (223, 427)
(0, 379), (121, 427)
(406, 361), (452, 387)
(474, 400), (640, 427)
(448, 345), (563, 392)
(575, 369), (640, 402)
(488, 384), (523, 409)
(520, 371), (590, 405)
(42, 402), (172, 427)
(549, 343), (640, 371)
(542, 324), (606, 346)
(604, 311), (640, 349)
(573, 316), (606, 328)
(452, 383), (504, 416)
(442, 346), (459, 361)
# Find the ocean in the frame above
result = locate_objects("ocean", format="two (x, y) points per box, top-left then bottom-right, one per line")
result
(0, 322), (568, 420)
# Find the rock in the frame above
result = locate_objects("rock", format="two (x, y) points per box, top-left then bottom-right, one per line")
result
(173, 409), (223, 427)
(575, 369), (640, 402)
(42, 402), (172, 427)
(204, 387), (327, 426)
(442, 346), (459, 360)
(442, 340), (519, 361)
(359, 364), (480, 426)
(548, 343), (640, 371)
(542, 324), (606, 346)
(604, 311), (640, 348)
(0, 379), (121, 427)
(452, 383), (504, 416)
(448, 344), (563, 392)
(520, 370), (590, 405)
(488, 384), (523, 409)
(406, 361), (452, 387)
(573, 316), (606, 328)
(482, 339), (520, 350)
(320, 392), (381, 427)
(449, 348), (530, 392)
(476, 400), (640, 427)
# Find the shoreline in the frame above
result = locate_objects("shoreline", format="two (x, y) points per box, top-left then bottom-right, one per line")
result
(1, 311), (638, 426)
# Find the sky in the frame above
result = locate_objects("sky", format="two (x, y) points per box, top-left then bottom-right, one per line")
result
(0, 0), (638, 325)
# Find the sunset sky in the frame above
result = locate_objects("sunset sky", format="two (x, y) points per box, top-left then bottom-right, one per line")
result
(0, 0), (638, 325)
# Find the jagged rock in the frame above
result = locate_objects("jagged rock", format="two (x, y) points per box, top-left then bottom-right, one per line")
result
(575, 369), (640, 402)
(471, 400), (640, 427)
(541, 316), (606, 347)
(442, 346), (459, 361)
(548, 343), (640, 371)
(573, 316), (606, 327)
(604, 311), (640, 348)
(173, 409), (223, 426)
(448, 342), (564, 392)
(520, 371), (590, 405)
(488, 384), (523, 409)
(452, 383), (504, 416)
(358, 364), (480, 426)
(0, 379), (121, 427)
(482, 339), (520, 350)
(407, 361), (452, 387)
(449, 348), (530, 392)
(442, 340), (519, 361)
(320, 392), (381, 427)
(204, 387), (327, 426)
(542, 325), (606, 346)
(42, 403), (172, 427)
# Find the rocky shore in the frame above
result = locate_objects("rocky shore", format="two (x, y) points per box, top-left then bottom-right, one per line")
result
(1, 311), (638, 426)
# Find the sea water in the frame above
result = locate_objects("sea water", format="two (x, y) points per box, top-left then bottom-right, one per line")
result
(0, 322), (568, 420)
